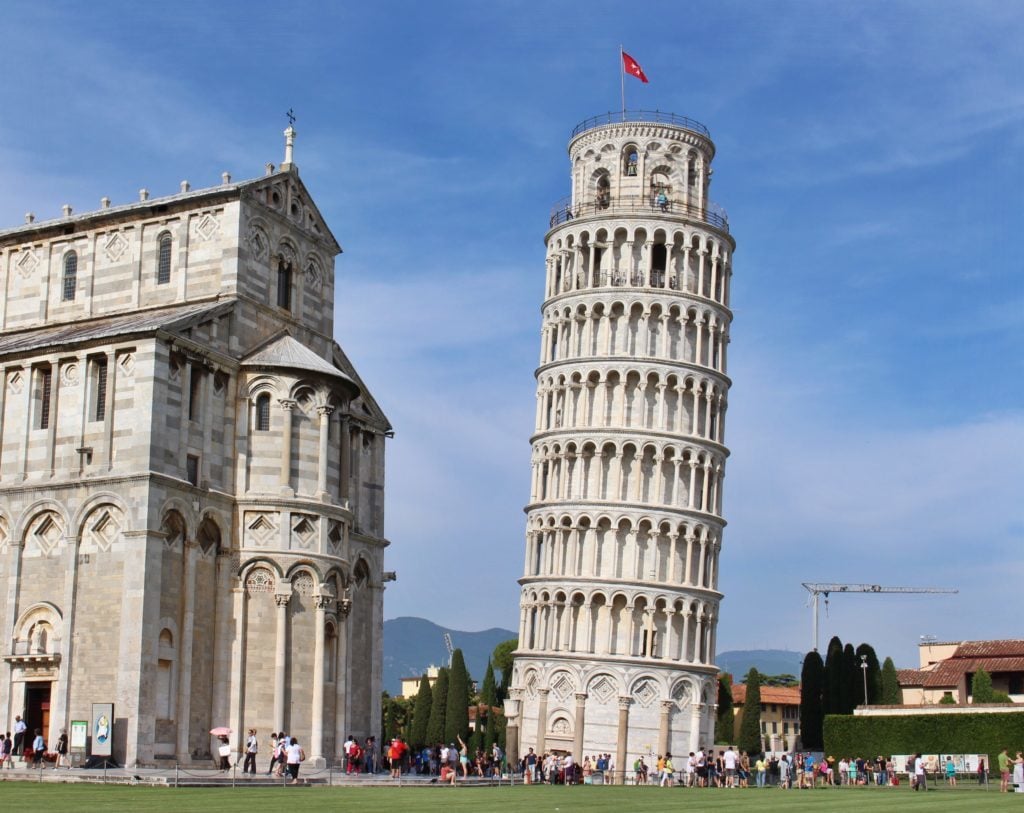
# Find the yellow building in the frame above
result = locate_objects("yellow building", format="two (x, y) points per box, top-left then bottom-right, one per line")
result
(731, 684), (802, 752)
(898, 639), (1024, 705)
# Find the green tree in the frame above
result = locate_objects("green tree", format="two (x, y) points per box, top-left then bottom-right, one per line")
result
(971, 668), (995, 703)
(445, 649), (471, 744)
(714, 673), (734, 743)
(880, 657), (901, 704)
(409, 673), (433, 749)
(481, 660), (497, 748)
(382, 691), (395, 743)
(738, 668), (763, 755)
(761, 674), (799, 688)
(842, 642), (857, 713)
(425, 667), (449, 746)
(854, 643), (882, 705)
(492, 638), (518, 702)
(823, 636), (844, 715)
(800, 650), (825, 750)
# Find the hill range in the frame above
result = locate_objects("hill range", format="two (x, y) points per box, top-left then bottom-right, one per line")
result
(383, 616), (803, 695)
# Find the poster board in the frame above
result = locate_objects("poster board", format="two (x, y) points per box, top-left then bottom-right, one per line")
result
(70, 720), (88, 750)
(91, 703), (113, 757)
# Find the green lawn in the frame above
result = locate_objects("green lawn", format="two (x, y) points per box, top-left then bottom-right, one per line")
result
(0, 783), (1018, 812)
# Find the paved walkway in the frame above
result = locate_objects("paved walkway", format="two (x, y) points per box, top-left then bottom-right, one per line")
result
(0, 760), (512, 788)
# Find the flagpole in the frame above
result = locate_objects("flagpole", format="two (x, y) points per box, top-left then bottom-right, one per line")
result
(619, 45), (626, 121)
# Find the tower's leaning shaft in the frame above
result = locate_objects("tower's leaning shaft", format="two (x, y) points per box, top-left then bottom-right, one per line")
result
(506, 111), (734, 774)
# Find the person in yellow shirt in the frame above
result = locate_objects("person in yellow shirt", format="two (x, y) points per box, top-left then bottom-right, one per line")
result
(755, 756), (766, 787)
(660, 753), (675, 787)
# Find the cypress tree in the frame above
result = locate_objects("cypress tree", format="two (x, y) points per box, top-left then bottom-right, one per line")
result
(445, 649), (470, 744)
(714, 673), (734, 743)
(854, 643), (882, 705)
(738, 668), (763, 755)
(410, 673), (433, 750)
(842, 642), (857, 713)
(383, 692), (396, 742)
(823, 635), (844, 715)
(426, 667), (449, 746)
(971, 668), (995, 703)
(481, 660), (497, 748)
(880, 657), (901, 704)
(800, 650), (825, 750)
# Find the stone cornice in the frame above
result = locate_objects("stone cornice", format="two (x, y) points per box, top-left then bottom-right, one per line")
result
(518, 574), (723, 602)
(568, 121), (715, 161)
(541, 288), (734, 323)
(522, 500), (728, 530)
(534, 357), (732, 391)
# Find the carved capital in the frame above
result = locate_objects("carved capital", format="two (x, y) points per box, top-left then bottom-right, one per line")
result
(317, 405), (334, 417)
(337, 597), (352, 618)
(274, 593), (291, 607)
(618, 696), (632, 710)
(574, 692), (588, 704)
(277, 399), (296, 411)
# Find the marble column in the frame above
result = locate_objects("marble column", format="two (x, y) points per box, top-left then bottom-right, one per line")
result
(273, 591), (291, 730)
(333, 594), (351, 763)
(278, 399), (295, 495)
(615, 697), (631, 785)
(573, 692), (587, 761)
(310, 593), (329, 765)
(535, 688), (550, 755)
(176, 540), (197, 761)
(658, 700), (673, 756)
(316, 406), (334, 500)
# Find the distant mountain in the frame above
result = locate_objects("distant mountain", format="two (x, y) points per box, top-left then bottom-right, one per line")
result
(716, 649), (805, 680)
(384, 617), (516, 696)
(384, 621), (803, 695)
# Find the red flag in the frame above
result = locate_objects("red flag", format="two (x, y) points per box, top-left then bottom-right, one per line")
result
(622, 51), (649, 83)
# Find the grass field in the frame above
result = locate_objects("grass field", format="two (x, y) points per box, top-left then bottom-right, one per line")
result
(0, 782), (1018, 812)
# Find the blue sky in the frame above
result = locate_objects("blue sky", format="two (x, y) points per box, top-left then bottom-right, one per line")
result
(1, 1), (1021, 669)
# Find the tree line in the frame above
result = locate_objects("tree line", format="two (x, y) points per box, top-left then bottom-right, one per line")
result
(382, 639), (516, 753)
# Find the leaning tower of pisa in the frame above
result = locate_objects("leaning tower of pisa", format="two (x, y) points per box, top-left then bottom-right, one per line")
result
(505, 112), (735, 775)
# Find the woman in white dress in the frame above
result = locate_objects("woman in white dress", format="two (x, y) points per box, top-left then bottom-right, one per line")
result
(1012, 751), (1023, 793)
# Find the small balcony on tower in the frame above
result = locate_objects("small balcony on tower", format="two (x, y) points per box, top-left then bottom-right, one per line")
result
(549, 192), (730, 232)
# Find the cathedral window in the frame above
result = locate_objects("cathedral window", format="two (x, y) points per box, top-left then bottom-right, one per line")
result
(276, 259), (292, 310)
(35, 365), (53, 429)
(255, 393), (271, 431)
(92, 357), (108, 421)
(157, 233), (172, 285)
(188, 365), (203, 421)
(62, 251), (78, 301)
(186, 454), (199, 486)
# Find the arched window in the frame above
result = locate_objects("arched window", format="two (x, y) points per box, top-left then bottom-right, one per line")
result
(276, 259), (292, 310)
(596, 173), (611, 209)
(156, 627), (175, 720)
(157, 233), (172, 285)
(255, 393), (271, 431)
(622, 145), (639, 176)
(62, 252), (77, 301)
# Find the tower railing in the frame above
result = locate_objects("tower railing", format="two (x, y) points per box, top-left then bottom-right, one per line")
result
(571, 110), (711, 139)
(548, 194), (730, 232)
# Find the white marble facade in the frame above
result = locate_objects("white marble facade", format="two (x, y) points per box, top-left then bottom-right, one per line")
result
(507, 114), (735, 772)
(0, 131), (391, 767)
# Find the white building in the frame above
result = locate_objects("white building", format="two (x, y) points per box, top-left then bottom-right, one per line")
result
(0, 130), (391, 767)
(506, 112), (734, 774)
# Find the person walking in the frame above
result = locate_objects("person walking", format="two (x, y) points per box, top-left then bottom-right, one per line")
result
(55, 728), (69, 769)
(285, 736), (305, 784)
(914, 753), (926, 792)
(31, 728), (45, 767)
(243, 729), (258, 775)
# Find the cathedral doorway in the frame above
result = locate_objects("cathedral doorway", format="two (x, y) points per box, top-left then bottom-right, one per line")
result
(24, 683), (51, 743)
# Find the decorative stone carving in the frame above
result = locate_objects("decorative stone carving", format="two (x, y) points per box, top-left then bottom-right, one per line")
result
(104, 232), (129, 262)
(15, 249), (38, 278)
(193, 212), (219, 241)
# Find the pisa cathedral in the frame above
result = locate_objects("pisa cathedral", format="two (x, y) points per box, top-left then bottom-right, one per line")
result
(507, 113), (734, 771)
(0, 130), (390, 767)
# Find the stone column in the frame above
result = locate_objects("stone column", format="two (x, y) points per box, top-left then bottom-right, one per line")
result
(278, 399), (295, 495)
(615, 697), (631, 785)
(573, 692), (587, 760)
(333, 594), (351, 763)
(535, 689), (550, 755)
(51, 535), (79, 745)
(316, 405), (334, 500)
(310, 593), (329, 765)
(101, 350), (116, 470)
(658, 700), (674, 756)
(273, 591), (291, 730)
(688, 702), (702, 754)
(504, 690), (522, 770)
(176, 540), (197, 761)
(339, 416), (351, 503)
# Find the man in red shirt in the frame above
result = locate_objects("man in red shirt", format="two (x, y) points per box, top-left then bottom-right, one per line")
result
(389, 737), (408, 778)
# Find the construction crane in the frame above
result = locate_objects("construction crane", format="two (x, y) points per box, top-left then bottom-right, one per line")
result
(802, 583), (958, 652)
(443, 632), (454, 667)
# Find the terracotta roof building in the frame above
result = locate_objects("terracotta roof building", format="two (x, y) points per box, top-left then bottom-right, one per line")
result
(731, 684), (801, 753)
(897, 639), (1024, 704)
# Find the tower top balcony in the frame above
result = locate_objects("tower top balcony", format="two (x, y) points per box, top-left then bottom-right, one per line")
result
(570, 110), (711, 141)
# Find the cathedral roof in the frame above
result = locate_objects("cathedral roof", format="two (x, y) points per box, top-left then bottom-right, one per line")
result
(241, 334), (358, 392)
(0, 299), (233, 358)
